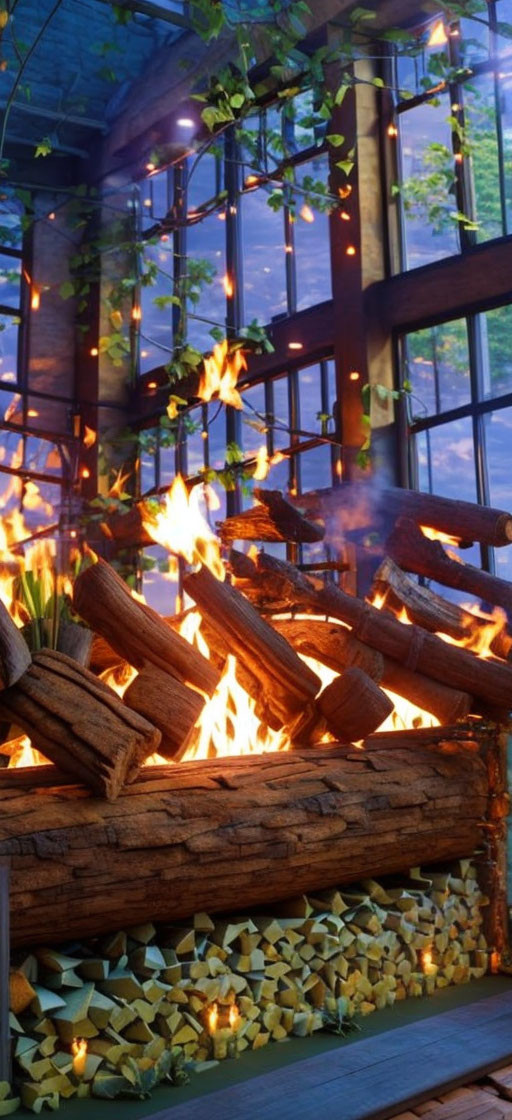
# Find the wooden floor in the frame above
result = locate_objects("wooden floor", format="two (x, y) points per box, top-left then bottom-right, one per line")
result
(392, 1070), (512, 1119)
(146, 989), (512, 1120)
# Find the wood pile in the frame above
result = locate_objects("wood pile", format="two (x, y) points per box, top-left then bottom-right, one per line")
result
(6, 860), (489, 1110)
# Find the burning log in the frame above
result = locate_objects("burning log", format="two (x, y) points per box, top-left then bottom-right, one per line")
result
(251, 554), (512, 710)
(183, 565), (320, 727)
(271, 618), (472, 725)
(124, 665), (204, 761)
(387, 518), (512, 616)
(73, 557), (219, 696)
(372, 557), (512, 661)
(218, 488), (325, 545)
(293, 484), (512, 548)
(0, 600), (31, 689)
(0, 733), (488, 946)
(318, 668), (393, 741)
(0, 650), (160, 799)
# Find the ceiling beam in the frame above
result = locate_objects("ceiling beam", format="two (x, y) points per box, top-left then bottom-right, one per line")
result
(94, 0), (192, 30)
(0, 100), (107, 132)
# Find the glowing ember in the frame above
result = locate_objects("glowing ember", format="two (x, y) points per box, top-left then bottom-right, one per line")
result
(197, 338), (246, 410)
(142, 476), (224, 582)
(208, 1004), (219, 1034)
(229, 1004), (239, 1030)
(83, 426), (97, 448)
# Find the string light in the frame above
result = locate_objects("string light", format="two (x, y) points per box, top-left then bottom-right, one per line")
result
(90, 347), (98, 357)
(288, 341), (303, 350)
(340, 210), (351, 221)
(81, 467), (90, 480)
(387, 123), (398, 138)
(146, 161), (156, 172)
(299, 203), (315, 223)
(455, 152), (463, 164)
(131, 305), (142, 322)
(244, 174), (260, 189)
(48, 211), (55, 221)
(346, 245), (357, 256)
(30, 288), (41, 311)
(223, 274), (234, 298)
(27, 408), (39, 417)
(177, 117), (194, 128)
(147, 381), (158, 390)
(349, 371), (360, 381)
(284, 244), (293, 253)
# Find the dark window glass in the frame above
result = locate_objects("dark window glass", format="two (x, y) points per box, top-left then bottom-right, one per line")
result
(0, 316), (19, 383)
(187, 215), (225, 352)
(415, 416), (477, 501)
(480, 305), (512, 398)
(240, 382), (267, 455)
(242, 188), (287, 325)
(299, 443), (332, 492)
(465, 74), (503, 241)
(294, 155), (332, 310)
(140, 235), (173, 373)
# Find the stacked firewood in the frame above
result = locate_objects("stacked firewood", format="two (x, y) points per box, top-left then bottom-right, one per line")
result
(7, 861), (489, 1110)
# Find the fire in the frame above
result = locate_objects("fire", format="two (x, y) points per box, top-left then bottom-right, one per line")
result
(420, 525), (460, 547)
(100, 662), (138, 698)
(253, 444), (269, 481)
(142, 476), (224, 582)
(208, 1004), (219, 1034)
(197, 338), (246, 410)
(83, 426), (96, 448)
(1, 734), (49, 768)
(229, 1004), (239, 1030)
(222, 274), (234, 298)
(436, 604), (507, 660)
(71, 1038), (87, 1077)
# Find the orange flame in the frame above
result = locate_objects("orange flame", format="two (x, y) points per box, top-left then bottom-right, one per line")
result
(71, 1038), (87, 1077)
(253, 445), (269, 481)
(198, 339), (246, 410)
(142, 476), (224, 581)
(420, 524), (460, 547)
(83, 426), (96, 448)
(229, 1004), (239, 1030)
(222, 274), (234, 298)
(208, 1004), (219, 1034)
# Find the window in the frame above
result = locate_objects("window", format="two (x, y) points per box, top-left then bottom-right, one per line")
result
(393, 1), (512, 271)
(404, 301), (512, 580)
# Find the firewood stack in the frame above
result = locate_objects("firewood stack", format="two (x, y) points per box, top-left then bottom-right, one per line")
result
(7, 859), (489, 1109)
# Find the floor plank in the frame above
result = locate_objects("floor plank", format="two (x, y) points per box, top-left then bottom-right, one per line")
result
(145, 991), (512, 1120)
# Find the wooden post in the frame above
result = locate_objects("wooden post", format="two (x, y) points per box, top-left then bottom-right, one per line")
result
(0, 859), (10, 1084)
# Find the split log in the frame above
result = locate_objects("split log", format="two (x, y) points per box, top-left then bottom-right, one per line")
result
(218, 489), (325, 545)
(476, 729), (509, 959)
(292, 484), (512, 548)
(0, 649), (161, 800)
(73, 558), (220, 696)
(387, 518), (512, 615)
(0, 733), (489, 946)
(252, 553), (512, 710)
(99, 503), (152, 550)
(184, 566), (320, 726)
(318, 668), (393, 741)
(124, 665), (204, 761)
(271, 618), (472, 724)
(372, 556), (512, 660)
(0, 600), (31, 690)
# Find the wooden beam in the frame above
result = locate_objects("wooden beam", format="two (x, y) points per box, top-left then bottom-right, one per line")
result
(366, 236), (512, 333)
(0, 860), (9, 1084)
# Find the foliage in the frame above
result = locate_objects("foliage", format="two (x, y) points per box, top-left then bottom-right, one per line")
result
(321, 996), (361, 1037)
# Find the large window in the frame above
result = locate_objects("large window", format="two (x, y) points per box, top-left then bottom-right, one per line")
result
(392, 1), (512, 271)
(403, 301), (512, 584)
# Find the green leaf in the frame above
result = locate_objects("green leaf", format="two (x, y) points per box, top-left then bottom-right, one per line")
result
(34, 136), (52, 158)
(59, 280), (75, 300)
(335, 159), (354, 177)
(229, 92), (245, 109)
(326, 133), (345, 147)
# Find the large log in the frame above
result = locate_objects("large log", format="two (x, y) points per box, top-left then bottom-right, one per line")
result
(372, 556), (512, 661)
(0, 650), (161, 800)
(387, 517), (512, 615)
(317, 668), (393, 740)
(251, 553), (512, 710)
(73, 557), (219, 696)
(271, 617), (472, 724)
(292, 484), (512, 548)
(0, 600), (31, 689)
(0, 731), (489, 946)
(218, 488), (325, 545)
(184, 565), (320, 726)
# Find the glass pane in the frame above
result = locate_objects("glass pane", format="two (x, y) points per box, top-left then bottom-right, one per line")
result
(460, 15), (490, 64)
(188, 152), (218, 210)
(0, 255), (21, 309)
(25, 436), (63, 476)
(142, 545), (180, 615)
(299, 363), (323, 434)
(406, 319), (470, 418)
(298, 443), (332, 493)
(399, 95), (459, 270)
(294, 155), (332, 310)
(270, 375), (290, 450)
(0, 315), (19, 382)
(415, 417), (477, 502)
(22, 481), (62, 531)
(499, 69), (512, 233)
(465, 74), (503, 241)
(140, 234), (173, 373)
(187, 214), (225, 352)
(0, 198), (24, 249)
(186, 407), (206, 477)
(484, 406), (512, 582)
(206, 402), (227, 470)
(140, 437), (156, 493)
(242, 188), (287, 325)
(159, 439), (177, 487)
(240, 382), (267, 455)
(480, 304), (512, 398)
